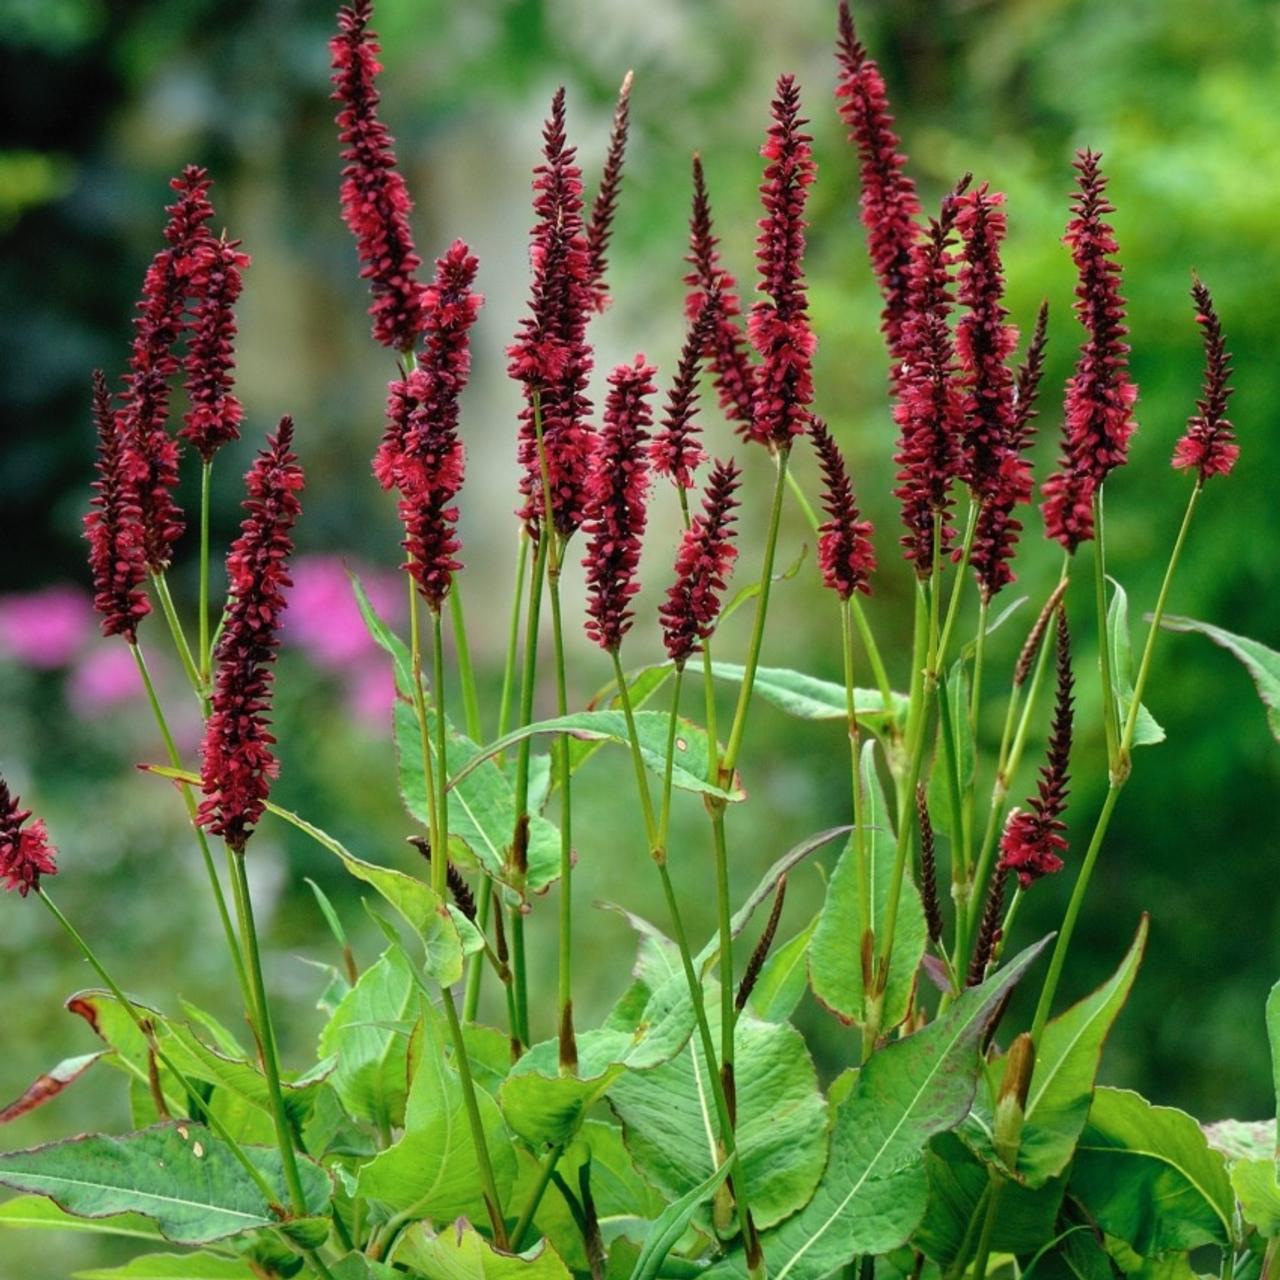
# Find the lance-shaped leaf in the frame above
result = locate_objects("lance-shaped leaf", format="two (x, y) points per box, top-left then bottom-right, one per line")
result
(629, 1159), (733, 1280)
(0, 1194), (163, 1240)
(965, 917), (1147, 1186)
(709, 937), (1050, 1280)
(0, 1123), (330, 1245)
(356, 1005), (517, 1224)
(1233, 1159), (1280, 1238)
(710, 663), (908, 729)
(1069, 1088), (1234, 1253)
(391, 1218), (573, 1279)
(608, 1003), (828, 1231)
(73, 1253), (259, 1278)
(1160, 615), (1280, 742)
(0, 1053), (104, 1125)
(809, 742), (924, 1033)
(1107, 579), (1164, 747)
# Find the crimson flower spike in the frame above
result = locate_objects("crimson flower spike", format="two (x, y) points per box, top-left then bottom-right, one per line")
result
(1172, 277), (1238, 481)
(686, 155), (757, 434)
(119, 165), (215, 570)
(999, 607), (1074, 889)
(650, 301), (714, 490)
(1042, 150), (1137, 551)
(198, 418), (305, 853)
(331, 0), (427, 353)
(585, 71), (633, 312)
(660, 458), (742, 668)
(390, 242), (483, 610)
(748, 74), (817, 450)
(181, 235), (250, 463)
(892, 177), (970, 573)
(0, 778), (58, 898)
(809, 417), (875, 599)
(955, 185), (1033, 600)
(1012, 300), (1050, 438)
(582, 356), (657, 652)
(834, 1), (923, 366)
(508, 87), (597, 540)
(85, 370), (150, 642)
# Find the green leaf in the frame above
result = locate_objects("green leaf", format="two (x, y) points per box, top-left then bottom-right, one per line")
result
(571, 663), (675, 777)
(0, 1052), (104, 1124)
(913, 1132), (1066, 1267)
(1203, 1118), (1275, 1163)
(709, 663), (908, 730)
(1160, 615), (1280, 742)
(628, 1159), (732, 1280)
(305, 877), (349, 951)
(0, 1124), (331, 1245)
(1107, 579), (1165, 747)
(447, 710), (742, 803)
(318, 946), (419, 1130)
(928, 663), (974, 842)
(609, 1003), (828, 1231)
(1068, 1087), (1234, 1253)
(809, 741), (924, 1033)
(357, 1004), (517, 1225)
(710, 937), (1049, 1280)
(0, 1194), (163, 1240)
(966, 917), (1147, 1186)
(1232, 1158), (1280, 1237)
(1022, 1225), (1117, 1280)
(73, 1253), (258, 1279)
(747, 916), (817, 1023)
(1267, 979), (1280, 1130)
(719, 542), (808, 628)
(391, 1218), (573, 1279)
(330, 1255), (401, 1280)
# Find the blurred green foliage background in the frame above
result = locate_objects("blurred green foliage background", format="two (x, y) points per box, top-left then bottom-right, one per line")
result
(1, 0), (1278, 1270)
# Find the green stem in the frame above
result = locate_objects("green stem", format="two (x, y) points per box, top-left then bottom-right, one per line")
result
(611, 650), (659, 840)
(935, 667), (968, 888)
(723, 448), (790, 775)
(130, 642), (250, 1011)
(969, 1175), (1006, 1280)
(936, 499), (979, 669)
(431, 608), (450, 901)
(448, 584), (483, 742)
(659, 668), (685, 849)
(150, 571), (203, 702)
(1092, 488), (1120, 773)
(512, 1142), (565, 1251)
(408, 581), (441, 887)
(227, 851), (309, 1216)
(498, 532), (531, 743)
(462, 876), (493, 1023)
(841, 603), (870, 1034)
(199, 461), (212, 684)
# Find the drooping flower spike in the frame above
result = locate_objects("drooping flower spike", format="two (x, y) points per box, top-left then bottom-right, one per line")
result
(660, 458), (742, 668)
(377, 241), (483, 610)
(331, 0), (427, 352)
(119, 165), (215, 570)
(582, 356), (657, 652)
(747, 74), (817, 450)
(85, 370), (150, 642)
(999, 606), (1074, 889)
(585, 71), (634, 312)
(199, 418), (305, 853)
(181, 235), (250, 463)
(917, 785), (944, 946)
(686, 155), (757, 434)
(892, 177), (970, 572)
(508, 88), (597, 540)
(1172, 277), (1237, 482)
(1042, 150), (1137, 551)
(809, 417), (875, 599)
(650, 301), (714, 490)
(0, 778), (58, 897)
(967, 868), (1006, 987)
(834, 0), (922, 364)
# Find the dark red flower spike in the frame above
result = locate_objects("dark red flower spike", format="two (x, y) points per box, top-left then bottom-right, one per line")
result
(1172, 277), (1237, 482)
(650, 302), (714, 490)
(810, 417), (875, 599)
(585, 71), (633, 312)
(0, 778), (58, 897)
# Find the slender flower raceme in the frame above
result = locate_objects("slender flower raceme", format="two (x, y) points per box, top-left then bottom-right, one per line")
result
(119, 165), (215, 569)
(892, 182), (968, 571)
(834, 0), (922, 363)
(331, 0), (427, 352)
(181, 236), (250, 462)
(686, 156), (757, 434)
(999, 608), (1074, 888)
(85, 371), (150, 641)
(1172, 278), (1237, 481)
(582, 357), (657, 652)
(585, 71), (633, 312)
(916, 785), (944, 946)
(0, 779), (58, 897)
(747, 75), (817, 450)
(198, 419), (305, 852)
(1042, 151), (1137, 551)
(660, 459), (742, 668)
(650, 302), (714, 489)
(810, 417), (875, 598)
(508, 88), (597, 539)
(1013, 300), (1050, 438)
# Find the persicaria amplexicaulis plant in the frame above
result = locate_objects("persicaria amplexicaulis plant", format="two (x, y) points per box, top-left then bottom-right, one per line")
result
(3, 5), (1278, 1280)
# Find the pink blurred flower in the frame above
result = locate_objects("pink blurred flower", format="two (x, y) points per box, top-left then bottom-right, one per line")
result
(0, 586), (94, 669)
(346, 660), (396, 729)
(284, 554), (402, 671)
(68, 645), (146, 713)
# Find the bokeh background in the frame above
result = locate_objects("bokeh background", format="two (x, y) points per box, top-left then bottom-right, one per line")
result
(2, 0), (1279, 1271)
